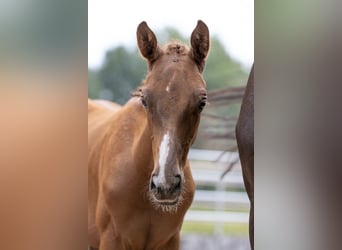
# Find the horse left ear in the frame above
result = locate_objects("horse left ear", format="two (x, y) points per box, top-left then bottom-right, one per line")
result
(190, 20), (210, 73)
(137, 21), (161, 68)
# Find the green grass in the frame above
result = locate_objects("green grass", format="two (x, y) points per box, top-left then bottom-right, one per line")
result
(181, 221), (248, 235)
(189, 206), (249, 213)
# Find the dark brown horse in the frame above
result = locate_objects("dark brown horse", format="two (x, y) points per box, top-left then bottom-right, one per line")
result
(236, 64), (254, 249)
(88, 20), (210, 250)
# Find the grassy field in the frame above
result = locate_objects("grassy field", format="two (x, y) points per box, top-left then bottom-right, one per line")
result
(181, 221), (248, 235)
(189, 205), (249, 213)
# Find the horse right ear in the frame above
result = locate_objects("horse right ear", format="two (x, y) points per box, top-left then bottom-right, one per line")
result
(190, 20), (210, 73)
(137, 21), (161, 67)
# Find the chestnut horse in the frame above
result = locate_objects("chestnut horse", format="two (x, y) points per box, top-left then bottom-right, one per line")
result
(236, 64), (254, 249)
(88, 20), (210, 250)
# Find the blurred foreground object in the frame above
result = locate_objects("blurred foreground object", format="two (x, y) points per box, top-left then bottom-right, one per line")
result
(236, 64), (254, 249)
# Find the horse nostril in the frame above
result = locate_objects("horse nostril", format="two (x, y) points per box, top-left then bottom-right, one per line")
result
(174, 174), (182, 191)
(150, 174), (182, 198)
(150, 179), (157, 191)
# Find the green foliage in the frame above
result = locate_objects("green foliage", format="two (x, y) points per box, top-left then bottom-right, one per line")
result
(97, 46), (147, 104)
(204, 36), (247, 90)
(88, 27), (248, 105)
(88, 69), (101, 99)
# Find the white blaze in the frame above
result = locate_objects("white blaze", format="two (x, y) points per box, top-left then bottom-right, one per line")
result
(166, 73), (176, 93)
(158, 132), (170, 183)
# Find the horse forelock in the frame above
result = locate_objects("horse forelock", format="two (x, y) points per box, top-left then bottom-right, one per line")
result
(163, 41), (189, 56)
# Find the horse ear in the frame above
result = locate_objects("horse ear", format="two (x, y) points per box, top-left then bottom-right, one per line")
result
(190, 20), (210, 72)
(137, 21), (161, 66)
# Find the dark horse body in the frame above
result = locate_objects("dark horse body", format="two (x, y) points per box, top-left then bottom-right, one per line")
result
(88, 21), (210, 250)
(236, 64), (254, 249)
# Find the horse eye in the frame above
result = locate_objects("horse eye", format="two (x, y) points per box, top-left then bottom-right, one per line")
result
(199, 100), (206, 111)
(141, 97), (147, 108)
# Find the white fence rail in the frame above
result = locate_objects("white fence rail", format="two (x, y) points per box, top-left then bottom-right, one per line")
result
(184, 149), (249, 224)
(194, 190), (249, 207)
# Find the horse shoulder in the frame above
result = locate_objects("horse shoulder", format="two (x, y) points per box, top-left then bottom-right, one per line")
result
(88, 99), (122, 249)
(94, 99), (150, 209)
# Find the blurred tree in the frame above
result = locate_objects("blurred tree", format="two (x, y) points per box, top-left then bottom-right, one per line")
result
(96, 46), (147, 104)
(88, 69), (101, 99)
(205, 36), (247, 90)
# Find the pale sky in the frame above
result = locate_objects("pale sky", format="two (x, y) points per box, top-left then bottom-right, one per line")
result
(88, 0), (254, 70)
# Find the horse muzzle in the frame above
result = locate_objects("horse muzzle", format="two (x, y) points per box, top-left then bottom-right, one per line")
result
(149, 174), (182, 204)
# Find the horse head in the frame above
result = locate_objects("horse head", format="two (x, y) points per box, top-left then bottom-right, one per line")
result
(136, 20), (210, 211)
